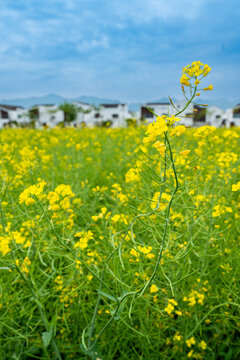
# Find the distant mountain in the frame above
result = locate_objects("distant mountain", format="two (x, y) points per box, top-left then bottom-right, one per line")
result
(0, 94), (238, 111)
(0, 94), (121, 109)
(0, 94), (67, 108)
(73, 96), (120, 106)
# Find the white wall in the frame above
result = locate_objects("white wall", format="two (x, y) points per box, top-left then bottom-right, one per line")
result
(0, 106), (29, 128)
(142, 102), (194, 127)
(225, 106), (240, 128)
(206, 106), (225, 127)
(75, 104), (132, 128)
(31, 105), (64, 128)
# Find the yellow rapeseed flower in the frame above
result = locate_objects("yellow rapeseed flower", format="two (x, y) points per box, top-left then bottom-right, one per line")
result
(186, 337), (196, 347)
(150, 284), (158, 293)
(198, 340), (207, 350)
(203, 85), (213, 91)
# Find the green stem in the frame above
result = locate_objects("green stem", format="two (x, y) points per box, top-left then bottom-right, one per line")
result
(89, 133), (179, 350)
(37, 200), (117, 300)
(13, 256), (62, 360)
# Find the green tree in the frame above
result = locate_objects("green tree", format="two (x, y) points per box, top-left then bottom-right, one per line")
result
(58, 102), (78, 125)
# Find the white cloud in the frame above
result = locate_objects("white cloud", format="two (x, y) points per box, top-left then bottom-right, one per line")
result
(109, 0), (208, 23)
(76, 35), (109, 52)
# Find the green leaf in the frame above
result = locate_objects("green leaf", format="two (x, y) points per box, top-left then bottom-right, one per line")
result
(42, 331), (52, 347)
(97, 290), (117, 302)
(80, 344), (103, 360)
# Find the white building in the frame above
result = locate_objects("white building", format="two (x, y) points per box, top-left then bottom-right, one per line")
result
(29, 104), (64, 128)
(173, 101), (195, 127)
(1, 100), (239, 129)
(141, 102), (194, 127)
(25, 102), (132, 128)
(205, 106), (225, 127)
(224, 104), (240, 128)
(0, 104), (29, 128)
(93, 104), (132, 128)
(141, 102), (171, 122)
(71, 101), (93, 127)
(74, 103), (132, 128)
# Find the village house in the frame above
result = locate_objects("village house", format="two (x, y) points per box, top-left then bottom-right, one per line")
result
(140, 101), (240, 128)
(28, 104), (64, 128)
(92, 103), (132, 128)
(140, 102), (194, 127)
(205, 106), (225, 127)
(71, 101), (93, 127)
(224, 104), (240, 127)
(141, 102), (171, 122)
(57, 102), (132, 128)
(0, 100), (239, 129)
(196, 104), (240, 128)
(0, 104), (28, 128)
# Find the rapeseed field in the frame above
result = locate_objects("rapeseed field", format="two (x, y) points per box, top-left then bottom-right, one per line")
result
(0, 62), (240, 359)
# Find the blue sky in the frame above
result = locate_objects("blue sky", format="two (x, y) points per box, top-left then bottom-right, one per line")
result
(0, 0), (239, 102)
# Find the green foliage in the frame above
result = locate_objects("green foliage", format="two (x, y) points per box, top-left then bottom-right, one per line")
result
(125, 118), (137, 127)
(58, 102), (78, 124)
(0, 126), (239, 359)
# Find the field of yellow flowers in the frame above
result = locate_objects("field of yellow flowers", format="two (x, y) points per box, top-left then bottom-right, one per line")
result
(1, 62), (240, 360)
(0, 125), (239, 360)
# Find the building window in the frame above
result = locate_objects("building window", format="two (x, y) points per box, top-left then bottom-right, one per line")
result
(112, 114), (119, 118)
(193, 105), (206, 122)
(233, 108), (240, 118)
(50, 116), (55, 121)
(216, 115), (221, 119)
(95, 113), (100, 118)
(0, 110), (9, 119)
(141, 107), (154, 119)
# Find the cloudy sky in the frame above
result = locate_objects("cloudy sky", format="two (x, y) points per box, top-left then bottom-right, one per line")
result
(0, 0), (239, 102)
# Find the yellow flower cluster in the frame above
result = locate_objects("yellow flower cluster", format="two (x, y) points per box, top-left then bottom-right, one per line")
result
(232, 181), (240, 191)
(138, 245), (155, 259)
(180, 61), (212, 89)
(19, 180), (46, 205)
(152, 141), (166, 156)
(125, 168), (141, 183)
(151, 191), (171, 211)
(186, 336), (196, 347)
(217, 152), (238, 168)
(12, 231), (25, 245)
(164, 298), (182, 316)
(74, 230), (93, 250)
(55, 275), (63, 291)
(220, 263), (232, 274)
(143, 115), (181, 143)
(173, 332), (183, 342)
(0, 235), (11, 255)
(111, 213), (129, 225)
(111, 183), (128, 203)
(193, 126), (216, 138)
(183, 290), (204, 306)
(48, 184), (75, 211)
(130, 245), (155, 262)
(15, 257), (31, 274)
(212, 204), (232, 218)
(185, 338), (207, 358)
(91, 207), (111, 221)
(150, 284), (158, 293)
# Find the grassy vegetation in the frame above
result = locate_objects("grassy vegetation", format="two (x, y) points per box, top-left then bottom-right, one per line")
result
(0, 125), (239, 359)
